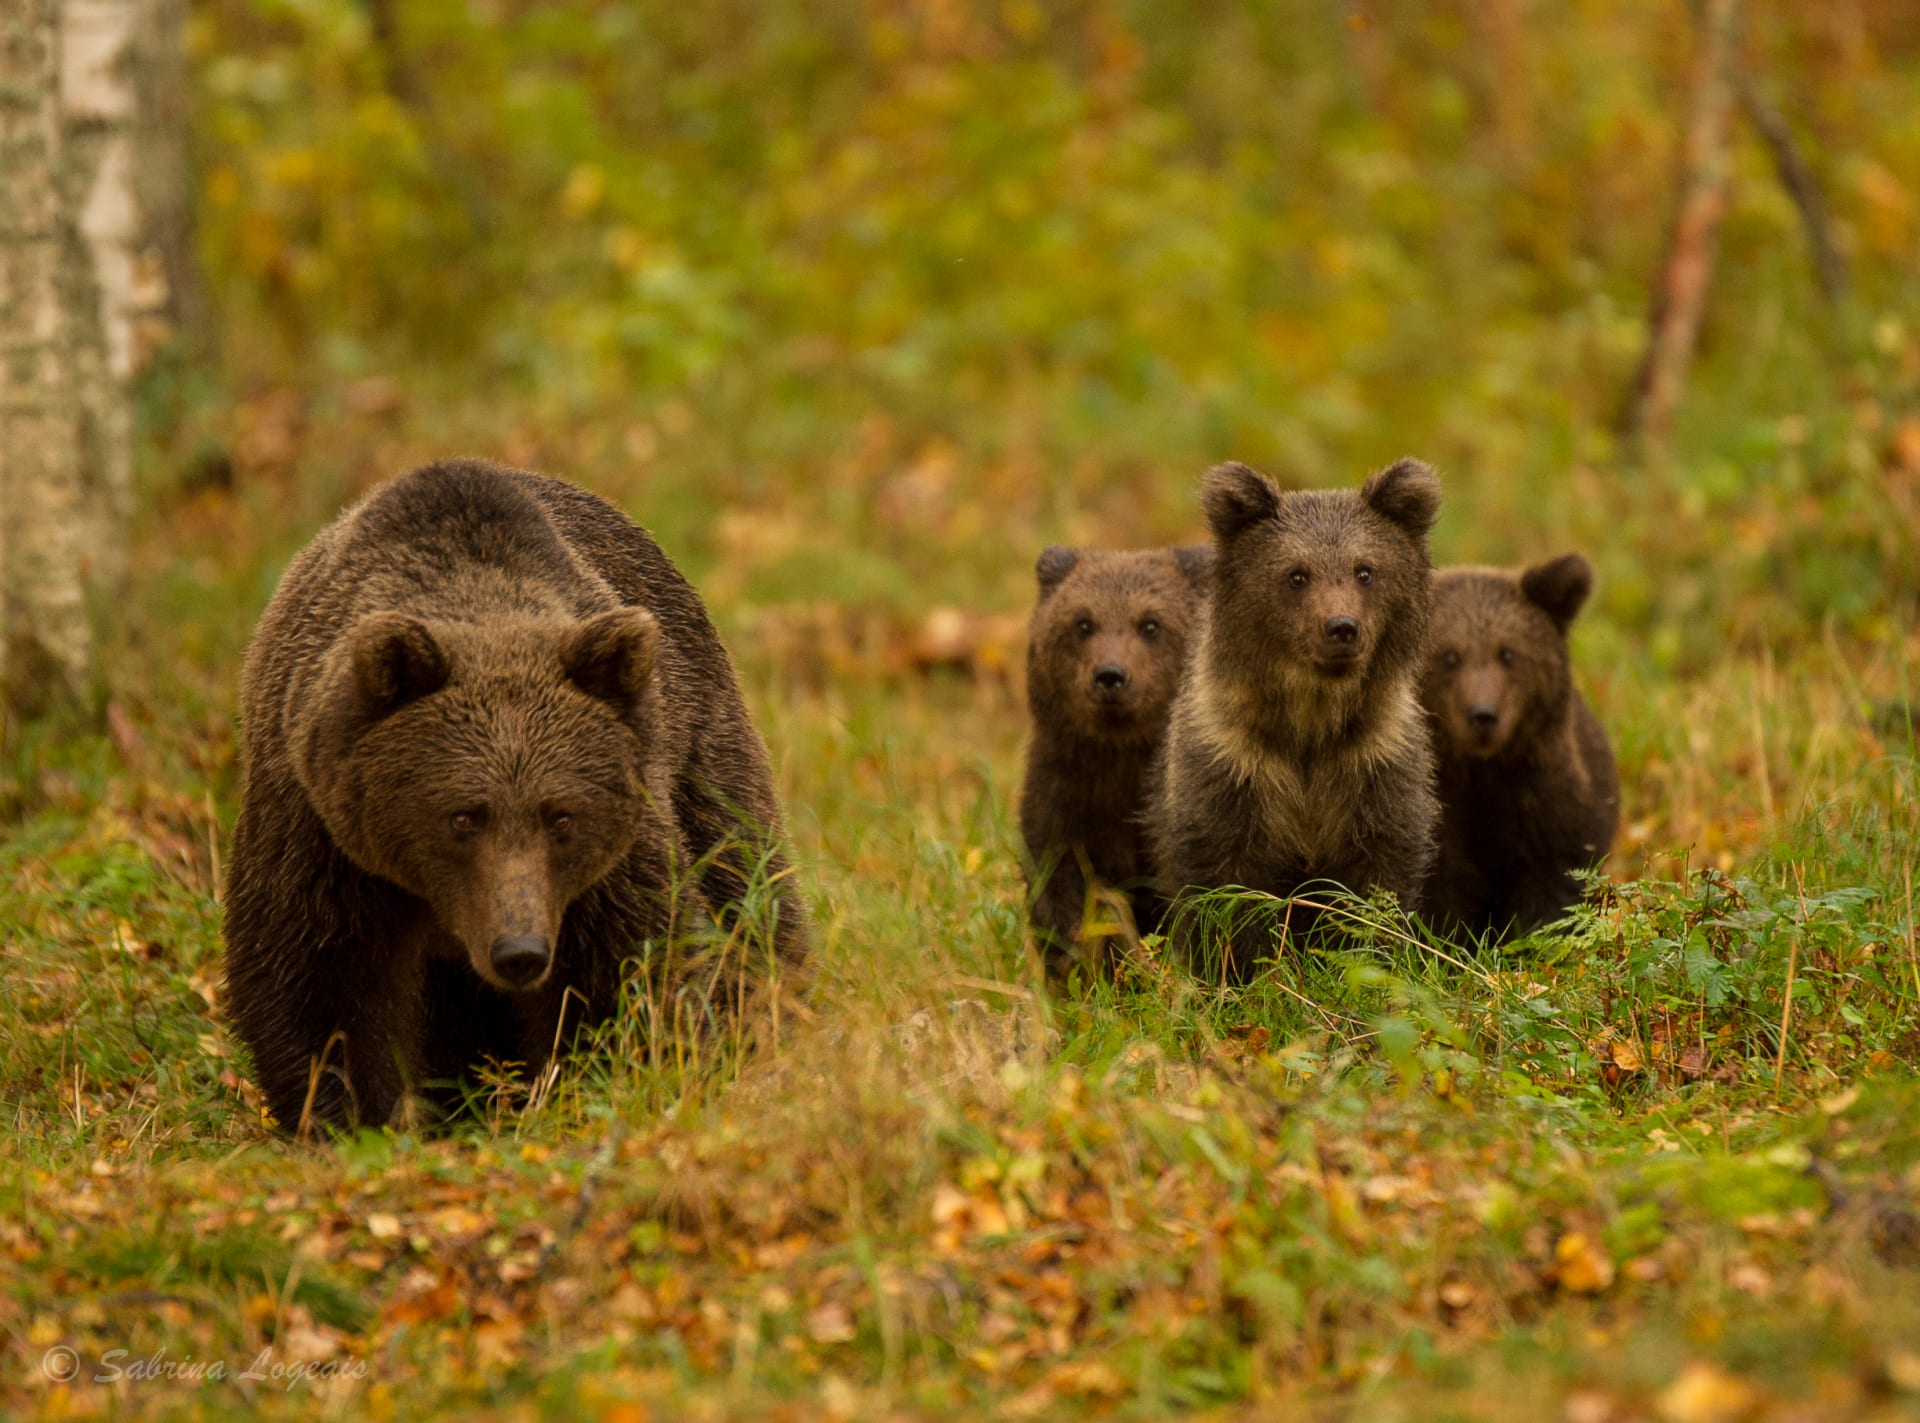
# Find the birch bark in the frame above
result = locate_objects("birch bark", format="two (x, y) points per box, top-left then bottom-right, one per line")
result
(60, 0), (140, 586)
(0, 0), (92, 709)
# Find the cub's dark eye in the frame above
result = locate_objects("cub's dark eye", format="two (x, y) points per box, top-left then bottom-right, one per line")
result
(1355, 565), (1373, 586)
(1287, 569), (1308, 590)
(450, 809), (484, 835)
(1441, 650), (1460, 671)
(1139, 618), (1160, 639)
(548, 812), (575, 838)
(1075, 618), (1095, 638)
(1498, 647), (1517, 667)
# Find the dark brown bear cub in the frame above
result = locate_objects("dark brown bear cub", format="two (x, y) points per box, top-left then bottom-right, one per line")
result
(1018, 544), (1211, 974)
(224, 460), (808, 1133)
(1420, 554), (1619, 938)
(1149, 459), (1442, 981)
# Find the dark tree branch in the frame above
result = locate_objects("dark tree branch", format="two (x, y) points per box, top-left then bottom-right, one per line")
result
(1736, 70), (1847, 304)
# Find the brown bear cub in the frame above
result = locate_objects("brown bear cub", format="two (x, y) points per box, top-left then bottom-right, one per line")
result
(224, 460), (808, 1133)
(1420, 554), (1619, 938)
(1149, 459), (1442, 980)
(1019, 544), (1212, 974)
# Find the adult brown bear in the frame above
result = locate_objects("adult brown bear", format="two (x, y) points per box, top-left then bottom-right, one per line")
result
(225, 460), (807, 1132)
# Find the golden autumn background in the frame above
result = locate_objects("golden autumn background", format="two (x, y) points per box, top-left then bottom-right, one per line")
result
(5, 2), (1920, 1419)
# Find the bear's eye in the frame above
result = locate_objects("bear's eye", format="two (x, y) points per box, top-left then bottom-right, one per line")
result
(1441, 650), (1460, 671)
(1139, 618), (1160, 639)
(548, 812), (575, 838)
(450, 809), (485, 835)
(1355, 564), (1373, 585)
(1498, 647), (1517, 667)
(1075, 618), (1095, 638)
(1287, 569), (1308, 590)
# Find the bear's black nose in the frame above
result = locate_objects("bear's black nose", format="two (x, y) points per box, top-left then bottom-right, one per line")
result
(1468, 705), (1499, 730)
(1323, 616), (1359, 646)
(490, 935), (551, 987)
(1092, 664), (1129, 692)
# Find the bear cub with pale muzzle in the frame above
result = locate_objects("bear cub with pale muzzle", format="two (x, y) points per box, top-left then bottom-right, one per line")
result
(1018, 543), (1212, 975)
(1420, 553), (1619, 939)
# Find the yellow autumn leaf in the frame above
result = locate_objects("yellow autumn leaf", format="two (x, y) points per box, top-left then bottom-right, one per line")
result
(430, 1205), (487, 1238)
(806, 1300), (857, 1344)
(1438, 1277), (1477, 1310)
(930, 1181), (969, 1229)
(1046, 1359), (1125, 1398)
(1655, 1361), (1760, 1423)
(562, 164), (607, 219)
(1563, 1388), (1615, 1423)
(1554, 1232), (1616, 1294)
(970, 1193), (1010, 1236)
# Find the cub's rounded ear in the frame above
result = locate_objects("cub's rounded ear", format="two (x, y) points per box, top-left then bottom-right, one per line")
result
(1519, 552), (1593, 632)
(1201, 462), (1281, 542)
(1035, 545), (1078, 598)
(1361, 458), (1441, 540)
(1172, 543), (1215, 592)
(563, 607), (660, 720)
(350, 613), (449, 716)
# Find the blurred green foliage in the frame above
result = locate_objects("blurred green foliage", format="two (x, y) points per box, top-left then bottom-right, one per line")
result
(188, 0), (1920, 657)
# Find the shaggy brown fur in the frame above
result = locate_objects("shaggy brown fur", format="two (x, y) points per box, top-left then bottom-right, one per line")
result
(1149, 459), (1442, 980)
(224, 460), (807, 1132)
(1420, 554), (1619, 938)
(1018, 544), (1211, 973)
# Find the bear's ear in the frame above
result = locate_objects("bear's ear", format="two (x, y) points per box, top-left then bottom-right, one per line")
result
(1519, 552), (1593, 632)
(562, 607), (660, 720)
(1201, 462), (1281, 542)
(1360, 457), (1441, 540)
(1171, 543), (1214, 592)
(1035, 545), (1078, 598)
(349, 613), (450, 717)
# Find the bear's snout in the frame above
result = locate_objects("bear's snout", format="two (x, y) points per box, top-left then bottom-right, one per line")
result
(1451, 668), (1513, 757)
(1309, 606), (1365, 673)
(490, 934), (552, 988)
(1091, 663), (1129, 697)
(454, 842), (567, 991)
(1322, 615), (1359, 648)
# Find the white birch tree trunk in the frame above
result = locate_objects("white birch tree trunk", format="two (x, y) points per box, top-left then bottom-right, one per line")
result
(0, 0), (92, 710)
(60, 0), (140, 587)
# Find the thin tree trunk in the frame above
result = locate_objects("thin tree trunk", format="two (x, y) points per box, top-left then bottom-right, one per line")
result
(363, 0), (424, 110)
(130, 0), (205, 351)
(0, 0), (92, 710)
(357, 0), (493, 243)
(60, 0), (140, 589)
(1737, 70), (1846, 304)
(1621, 0), (1745, 455)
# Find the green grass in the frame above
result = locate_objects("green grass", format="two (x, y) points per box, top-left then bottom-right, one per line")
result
(2, 484), (1918, 1418)
(9, 8), (1920, 1396)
